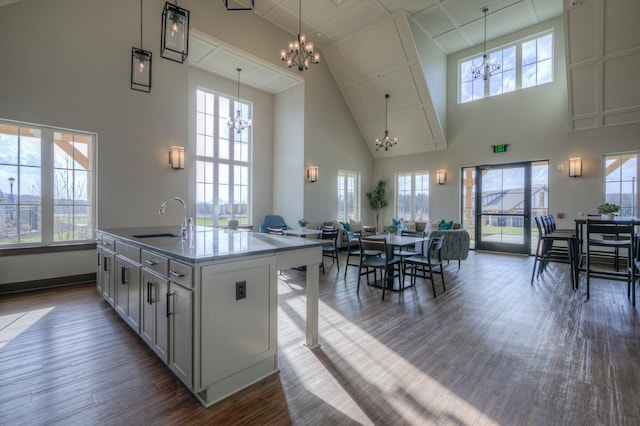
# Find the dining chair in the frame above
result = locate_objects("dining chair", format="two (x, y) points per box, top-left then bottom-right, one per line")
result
(531, 216), (577, 289)
(403, 236), (445, 298)
(344, 231), (362, 278)
(357, 237), (401, 300)
(320, 227), (340, 274)
(585, 219), (635, 306)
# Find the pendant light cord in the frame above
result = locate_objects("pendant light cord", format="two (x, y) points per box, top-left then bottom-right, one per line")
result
(298, 0), (302, 35)
(140, 0), (143, 48)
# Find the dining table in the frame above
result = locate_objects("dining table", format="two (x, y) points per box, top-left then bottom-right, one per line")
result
(366, 233), (430, 290)
(282, 228), (322, 238)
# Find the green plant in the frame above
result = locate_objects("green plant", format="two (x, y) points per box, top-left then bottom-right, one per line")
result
(597, 203), (620, 214)
(386, 225), (398, 234)
(366, 180), (387, 233)
(298, 219), (309, 228)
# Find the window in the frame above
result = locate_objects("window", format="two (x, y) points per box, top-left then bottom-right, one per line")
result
(460, 32), (553, 103)
(605, 153), (638, 217)
(337, 170), (360, 222)
(195, 88), (251, 227)
(395, 171), (429, 221)
(0, 120), (96, 246)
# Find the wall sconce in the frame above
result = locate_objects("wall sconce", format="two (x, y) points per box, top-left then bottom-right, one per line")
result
(569, 157), (582, 177)
(161, 1), (190, 63)
(436, 170), (447, 185)
(169, 146), (185, 170)
(306, 166), (318, 183)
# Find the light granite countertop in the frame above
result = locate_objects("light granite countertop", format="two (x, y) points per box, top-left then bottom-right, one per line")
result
(99, 226), (324, 263)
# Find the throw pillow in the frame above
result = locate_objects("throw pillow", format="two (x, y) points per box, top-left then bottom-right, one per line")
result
(349, 219), (363, 232)
(438, 219), (454, 230)
(340, 221), (351, 232)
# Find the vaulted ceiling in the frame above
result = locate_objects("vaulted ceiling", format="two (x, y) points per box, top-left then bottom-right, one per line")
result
(2, 0), (566, 157)
(253, 0), (564, 157)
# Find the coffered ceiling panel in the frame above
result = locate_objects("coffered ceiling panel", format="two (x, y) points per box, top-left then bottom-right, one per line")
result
(189, 30), (302, 94)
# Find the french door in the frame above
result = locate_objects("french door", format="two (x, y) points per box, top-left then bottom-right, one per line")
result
(474, 162), (532, 254)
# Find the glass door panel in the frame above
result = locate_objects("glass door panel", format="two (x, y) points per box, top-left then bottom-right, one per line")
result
(475, 162), (531, 254)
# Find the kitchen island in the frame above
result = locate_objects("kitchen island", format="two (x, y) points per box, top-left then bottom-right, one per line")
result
(96, 226), (323, 407)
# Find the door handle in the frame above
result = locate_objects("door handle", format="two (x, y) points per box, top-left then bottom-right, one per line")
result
(166, 292), (174, 317)
(121, 266), (127, 284)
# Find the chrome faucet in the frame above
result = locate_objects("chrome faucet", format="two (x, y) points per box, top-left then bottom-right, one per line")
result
(159, 196), (187, 240)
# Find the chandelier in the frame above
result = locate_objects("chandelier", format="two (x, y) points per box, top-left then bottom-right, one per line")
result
(228, 68), (252, 134)
(375, 94), (397, 152)
(472, 7), (500, 80)
(280, 0), (320, 71)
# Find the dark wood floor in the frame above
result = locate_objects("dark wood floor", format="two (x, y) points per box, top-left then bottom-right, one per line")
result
(1, 251), (639, 425)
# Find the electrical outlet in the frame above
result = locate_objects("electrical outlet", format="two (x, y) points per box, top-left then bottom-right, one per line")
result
(236, 280), (246, 300)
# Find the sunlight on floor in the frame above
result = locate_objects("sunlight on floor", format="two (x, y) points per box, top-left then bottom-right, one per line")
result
(280, 293), (500, 425)
(0, 307), (54, 350)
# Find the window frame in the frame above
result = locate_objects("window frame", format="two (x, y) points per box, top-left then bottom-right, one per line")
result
(194, 87), (253, 228)
(0, 119), (96, 248)
(395, 170), (430, 222)
(337, 170), (360, 222)
(459, 30), (554, 104)
(604, 152), (638, 217)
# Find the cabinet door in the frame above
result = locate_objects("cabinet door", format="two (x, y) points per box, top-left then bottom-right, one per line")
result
(115, 257), (141, 333)
(102, 250), (115, 307)
(96, 247), (103, 294)
(114, 257), (129, 319)
(127, 262), (141, 333)
(141, 270), (168, 362)
(168, 283), (193, 388)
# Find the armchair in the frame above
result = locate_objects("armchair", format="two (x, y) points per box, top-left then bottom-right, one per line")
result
(258, 215), (289, 233)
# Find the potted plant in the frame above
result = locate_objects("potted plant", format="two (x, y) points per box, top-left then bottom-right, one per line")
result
(298, 219), (309, 229)
(386, 225), (398, 237)
(597, 202), (620, 220)
(366, 180), (387, 234)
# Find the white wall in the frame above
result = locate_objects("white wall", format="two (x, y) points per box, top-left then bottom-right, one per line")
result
(0, 0), (371, 286)
(374, 15), (640, 232)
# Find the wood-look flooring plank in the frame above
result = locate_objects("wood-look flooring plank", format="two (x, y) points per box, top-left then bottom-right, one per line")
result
(1, 251), (639, 425)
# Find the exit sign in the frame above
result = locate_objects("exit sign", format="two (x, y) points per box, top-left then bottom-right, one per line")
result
(492, 144), (508, 153)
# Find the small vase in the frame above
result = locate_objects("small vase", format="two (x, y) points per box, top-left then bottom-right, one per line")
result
(601, 213), (613, 220)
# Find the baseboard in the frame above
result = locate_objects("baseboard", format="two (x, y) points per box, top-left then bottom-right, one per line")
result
(0, 273), (96, 295)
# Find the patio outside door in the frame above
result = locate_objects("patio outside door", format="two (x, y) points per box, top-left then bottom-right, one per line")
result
(475, 162), (531, 254)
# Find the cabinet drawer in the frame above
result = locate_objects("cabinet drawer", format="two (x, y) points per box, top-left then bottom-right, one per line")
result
(141, 250), (168, 277)
(101, 235), (115, 250)
(116, 241), (140, 263)
(168, 260), (193, 288)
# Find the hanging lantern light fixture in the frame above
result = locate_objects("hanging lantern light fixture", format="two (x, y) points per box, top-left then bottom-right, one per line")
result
(161, 1), (190, 63)
(131, 0), (152, 93)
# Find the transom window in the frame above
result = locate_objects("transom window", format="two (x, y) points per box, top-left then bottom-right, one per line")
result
(604, 153), (638, 217)
(337, 170), (360, 222)
(195, 88), (252, 228)
(0, 119), (96, 246)
(460, 32), (553, 103)
(395, 171), (429, 222)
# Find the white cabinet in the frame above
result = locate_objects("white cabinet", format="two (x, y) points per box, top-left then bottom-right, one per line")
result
(141, 269), (169, 362)
(101, 245), (115, 307)
(168, 282), (193, 388)
(114, 256), (142, 332)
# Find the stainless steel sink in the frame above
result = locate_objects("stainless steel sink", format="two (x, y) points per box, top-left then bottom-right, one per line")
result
(132, 233), (181, 239)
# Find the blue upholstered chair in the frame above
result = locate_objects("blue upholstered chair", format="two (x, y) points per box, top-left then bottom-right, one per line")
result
(258, 215), (289, 233)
